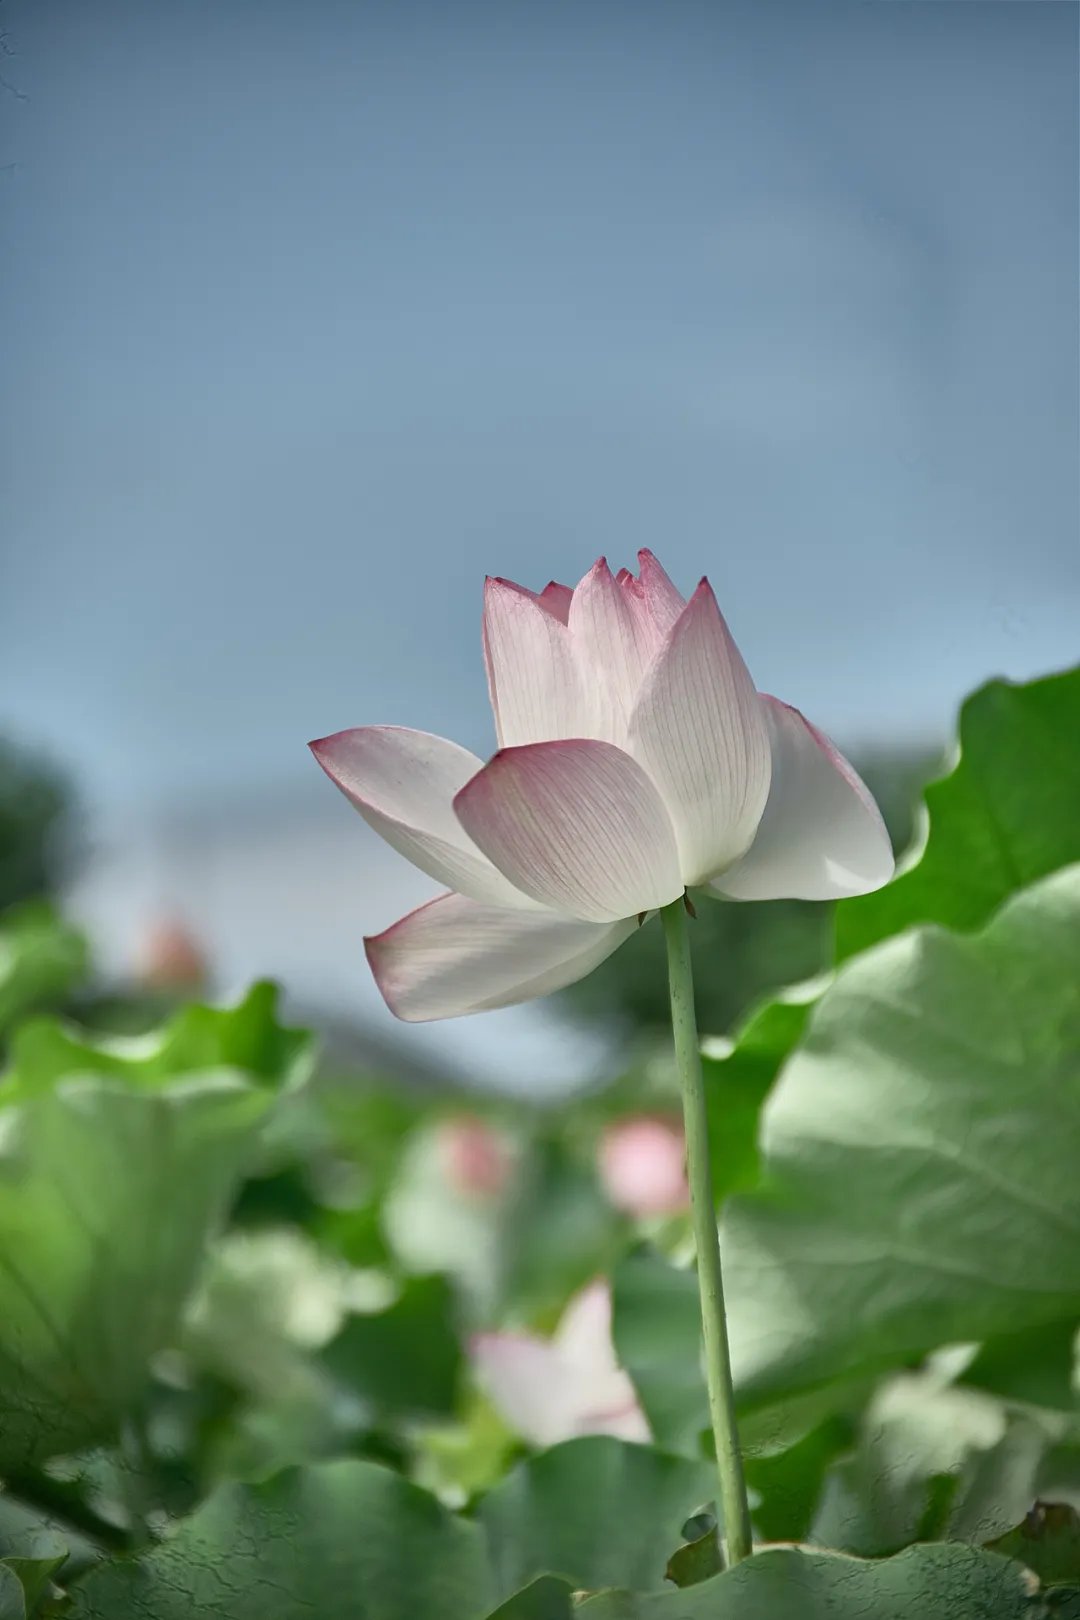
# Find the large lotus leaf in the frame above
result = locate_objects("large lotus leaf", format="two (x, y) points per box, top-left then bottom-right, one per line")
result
(701, 984), (821, 1204)
(487, 1545), (1046, 1617)
(478, 1437), (717, 1602)
(0, 1531), (66, 1619)
(610, 1253), (857, 1468)
(575, 1543), (1039, 1618)
(696, 668), (1080, 1216)
(741, 1414), (853, 1544)
(483, 1578), (576, 1619)
(721, 864), (1080, 1414)
(0, 1569), (26, 1620)
(59, 1461), (1053, 1620)
(67, 1459), (494, 1619)
(610, 1252), (706, 1453)
(836, 666), (1080, 960)
(0, 1075), (271, 1468)
(810, 1372), (1056, 1556)
(961, 1319), (1079, 1412)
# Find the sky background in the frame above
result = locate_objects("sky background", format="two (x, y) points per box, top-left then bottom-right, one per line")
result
(4, 0), (1078, 806)
(2, 1), (1077, 1083)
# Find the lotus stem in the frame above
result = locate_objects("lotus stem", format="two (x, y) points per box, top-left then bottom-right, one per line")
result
(660, 896), (753, 1567)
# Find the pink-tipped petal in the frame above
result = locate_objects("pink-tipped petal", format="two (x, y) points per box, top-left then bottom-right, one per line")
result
(483, 577), (590, 747)
(453, 739), (683, 922)
(637, 549), (687, 638)
(553, 1283), (650, 1442)
(537, 580), (574, 622)
(571, 1392), (652, 1443)
(310, 726), (531, 907)
(473, 1287), (650, 1446)
(628, 580), (772, 886)
(568, 558), (657, 742)
(365, 890), (636, 1022)
(615, 566), (662, 656)
(553, 1279), (619, 1367)
(710, 697), (895, 901)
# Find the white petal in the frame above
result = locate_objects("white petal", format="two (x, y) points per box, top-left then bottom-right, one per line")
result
(310, 726), (530, 907)
(554, 1280), (620, 1371)
(711, 697), (895, 900)
(473, 1299), (650, 1447)
(637, 549), (687, 638)
(615, 568), (657, 647)
(365, 891), (636, 1022)
(453, 739), (684, 922)
(555, 1284), (651, 1443)
(471, 1333), (574, 1448)
(568, 559), (657, 743)
(628, 580), (772, 885)
(483, 577), (590, 747)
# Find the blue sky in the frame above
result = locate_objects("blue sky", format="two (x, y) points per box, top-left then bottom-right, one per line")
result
(3, 0), (1077, 820)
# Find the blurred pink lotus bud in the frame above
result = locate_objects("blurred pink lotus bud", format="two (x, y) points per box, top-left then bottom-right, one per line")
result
(599, 1114), (689, 1217)
(136, 917), (208, 991)
(437, 1116), (513, 1201)
(472, 1280), (649, 1448)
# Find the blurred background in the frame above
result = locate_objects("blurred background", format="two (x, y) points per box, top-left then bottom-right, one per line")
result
(3, 0), (1077, 1092)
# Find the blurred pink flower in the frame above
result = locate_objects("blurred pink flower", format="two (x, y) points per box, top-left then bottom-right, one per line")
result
(599, 1114), (689, 1218)
(436, 1116), (514, 1202)
(135, 917), (208, 991)
(311, 552), (893, 1021)
(471, 1280), (649, 1448)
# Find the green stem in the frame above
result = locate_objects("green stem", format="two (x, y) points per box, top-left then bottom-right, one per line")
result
(661, 897), (754, 1567)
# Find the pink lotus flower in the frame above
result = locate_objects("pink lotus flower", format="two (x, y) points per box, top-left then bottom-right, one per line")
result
(599, 1114), (689, 1218)
(436, 1116), (515, 1202)
(471, 1280), (649, 1447)
(311, 552), (893, 1021)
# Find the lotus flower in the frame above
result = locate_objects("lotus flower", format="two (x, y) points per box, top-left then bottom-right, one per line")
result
(599, 1114), (689, 1218)
(311, 552), (893, 1021)
(436, 1116), (515, 1201)
(471, 1280), (649, 1447)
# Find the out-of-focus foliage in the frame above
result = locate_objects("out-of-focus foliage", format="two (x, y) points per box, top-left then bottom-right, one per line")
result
(0, 985), (309, 1471)
(0, 905), (88, 1040)
(0, 665), (1077, 1617)
(0, 1534), (66, 1620)
(3, 980), (313, 1104)
(0, 739), (73, 913)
